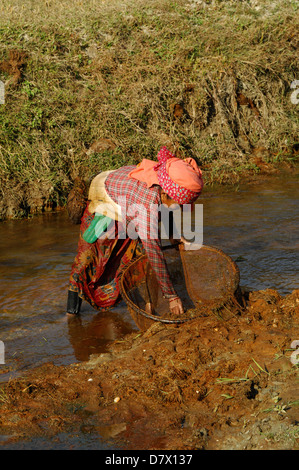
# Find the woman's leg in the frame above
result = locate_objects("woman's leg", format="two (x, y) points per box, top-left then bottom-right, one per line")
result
(67, 205), (141, 314)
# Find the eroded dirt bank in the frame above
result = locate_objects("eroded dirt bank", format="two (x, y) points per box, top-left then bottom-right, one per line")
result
(1, 0), (298, 221)
(0, 288), (298, 450)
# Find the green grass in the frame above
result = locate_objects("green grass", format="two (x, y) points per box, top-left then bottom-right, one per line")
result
(0, 0), (298, 219)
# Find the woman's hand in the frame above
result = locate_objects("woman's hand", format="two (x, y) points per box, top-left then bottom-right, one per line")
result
(169, 296), (184, 315)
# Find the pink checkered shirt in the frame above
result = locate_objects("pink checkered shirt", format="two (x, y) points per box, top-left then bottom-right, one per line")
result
(105, 166), (177, 298)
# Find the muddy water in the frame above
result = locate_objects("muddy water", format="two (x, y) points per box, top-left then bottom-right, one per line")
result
(0, 173), (298, 385)
(200, 174), (298, 294)
(0, 214), (138, 384)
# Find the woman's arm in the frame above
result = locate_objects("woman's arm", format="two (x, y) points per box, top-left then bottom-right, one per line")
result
(141, 237), (184, 314)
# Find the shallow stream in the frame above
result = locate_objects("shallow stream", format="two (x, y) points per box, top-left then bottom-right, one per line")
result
(0, 173), (298, 386)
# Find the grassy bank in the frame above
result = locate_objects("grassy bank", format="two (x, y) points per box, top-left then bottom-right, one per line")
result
(0, 0), (298, 219)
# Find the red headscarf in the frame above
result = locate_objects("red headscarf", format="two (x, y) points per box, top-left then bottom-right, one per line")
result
(129, 147), (203, 204)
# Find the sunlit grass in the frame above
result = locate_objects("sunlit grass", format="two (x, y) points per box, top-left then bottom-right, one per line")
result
(0, 0), (298, 218)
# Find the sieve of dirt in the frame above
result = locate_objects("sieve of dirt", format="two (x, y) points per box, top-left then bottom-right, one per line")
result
(120, 245), (240, 328)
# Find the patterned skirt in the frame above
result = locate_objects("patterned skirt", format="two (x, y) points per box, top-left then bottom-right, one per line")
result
(68, 204), (144, 310)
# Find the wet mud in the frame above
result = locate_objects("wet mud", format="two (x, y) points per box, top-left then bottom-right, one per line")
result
(0, 173), (298, 450)
(0, 287), (298, 450)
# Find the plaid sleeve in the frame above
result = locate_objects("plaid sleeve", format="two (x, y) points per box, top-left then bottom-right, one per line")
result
(106, 167), (177, 298)
(141, 237), (177, 298)
(137, 202), (177, 298)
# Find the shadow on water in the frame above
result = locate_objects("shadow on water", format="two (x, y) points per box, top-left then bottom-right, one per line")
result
(0, 172), (298, 384)
(0, 431), (121, 450)
(198, 175), (299, 295)
(0, 212), (138, 385)
(0, 172), (298, 449)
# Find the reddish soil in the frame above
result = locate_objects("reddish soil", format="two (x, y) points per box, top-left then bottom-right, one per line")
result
(0, 288), (298, 450)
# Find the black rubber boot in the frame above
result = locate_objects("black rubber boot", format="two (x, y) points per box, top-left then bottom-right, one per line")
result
(66, 290), (82, 315)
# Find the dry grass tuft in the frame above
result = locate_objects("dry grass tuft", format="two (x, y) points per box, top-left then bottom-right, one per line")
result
(0, 0), (298, 218)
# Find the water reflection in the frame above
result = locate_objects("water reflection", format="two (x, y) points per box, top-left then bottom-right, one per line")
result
(0, 173), (298, 382)
(198, 175), (299, 294)
(0, 212), (138, 382)
(67, 311), (134, 362)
